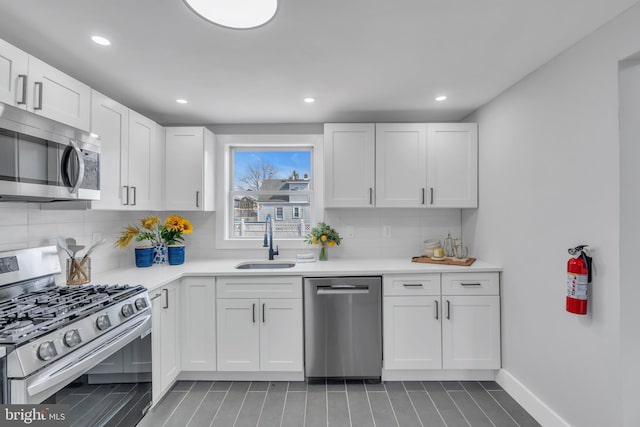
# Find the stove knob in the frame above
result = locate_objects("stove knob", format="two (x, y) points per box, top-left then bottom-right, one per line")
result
(96, 315), (111, 331)
(121, 304), (135, 318)
(134, 298), (148, 310)
(37, 341), (57, 361)
(64, 329), (82, 347)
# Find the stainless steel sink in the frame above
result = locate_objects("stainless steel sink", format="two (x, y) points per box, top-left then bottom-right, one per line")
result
(234, 261), (296, 270)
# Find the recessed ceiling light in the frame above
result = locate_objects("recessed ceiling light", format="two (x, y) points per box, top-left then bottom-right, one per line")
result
(435, 95), (447, 102)
(176, 99), (188, 104)
(91, 35), (111, 46)
(184, 0), (278, 29)
(303, 97), (315, 103)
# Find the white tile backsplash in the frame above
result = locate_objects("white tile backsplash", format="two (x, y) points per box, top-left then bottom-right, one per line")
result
(0, 204), (462, 272)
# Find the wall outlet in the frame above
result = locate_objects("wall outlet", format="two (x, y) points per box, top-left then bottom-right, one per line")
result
(344, 225), (355, 238)
(383, 225), (392, 238)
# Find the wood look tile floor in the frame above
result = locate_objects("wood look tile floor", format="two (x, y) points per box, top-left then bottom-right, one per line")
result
(139, 380), (540, 427)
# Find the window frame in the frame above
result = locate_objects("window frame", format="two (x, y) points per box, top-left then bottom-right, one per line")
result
(215, 133), (323, 250)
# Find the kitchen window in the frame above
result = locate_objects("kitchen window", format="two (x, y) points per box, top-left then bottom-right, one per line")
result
(224, 141), (316, 245)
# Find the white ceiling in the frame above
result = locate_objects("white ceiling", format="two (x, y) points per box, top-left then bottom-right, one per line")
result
(0, 0), (638, 125)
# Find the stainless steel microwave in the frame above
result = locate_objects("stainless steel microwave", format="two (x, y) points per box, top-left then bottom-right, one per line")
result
(0, 102), (100, 202)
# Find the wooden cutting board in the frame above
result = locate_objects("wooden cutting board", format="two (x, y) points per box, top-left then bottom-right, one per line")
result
(411, 256), (476, 266)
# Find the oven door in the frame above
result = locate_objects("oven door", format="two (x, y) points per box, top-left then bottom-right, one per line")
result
(9, 314), (151, 426)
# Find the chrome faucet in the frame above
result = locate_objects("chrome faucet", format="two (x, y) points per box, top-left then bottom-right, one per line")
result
(263, 214), (279, 260)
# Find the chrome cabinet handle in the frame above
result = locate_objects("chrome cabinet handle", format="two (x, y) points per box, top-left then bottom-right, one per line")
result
(421, 188), (426, 205)
(369, 187), (373, 205)
(17, 74), (27, 105)
(435, 300), (439, 320)
(163, 289), (169, 309)
(131, 186), (137, 206)
(34, 81), (43, 110)
(123, 186), (129, 205)
(262, 303), (265, 323)
(446, 300), (450, 319)
(196, 191), (200, 208)
(252, 303), (256, 323)
(402, 283), (423, 287)
(461, 283), (482, 287)
(430, 187), (434, 205)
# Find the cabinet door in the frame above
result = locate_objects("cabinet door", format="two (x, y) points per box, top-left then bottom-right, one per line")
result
(127, 110), (155, 209)
(442, 295), (500, 369)
(216, 298), (260, 371)
(165, 127), (204, 211)
(0, 39), (28, 108)
(383, 296), (442, 369)
(90, 91), (129, 209)
(159, 284), (180, 392)
(376, 123), (427, 207)
(324, 123), (375, 207)
(426, 123), (478, 208)
(259, 299), (303, 372)
(27, 56), (90, 131)
(181, 277), (216, 371)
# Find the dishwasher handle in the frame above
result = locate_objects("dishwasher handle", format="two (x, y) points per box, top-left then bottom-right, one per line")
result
(316, 284), (369, 295)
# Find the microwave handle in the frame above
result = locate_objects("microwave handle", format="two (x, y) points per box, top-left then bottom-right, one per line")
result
(63, 140), (85, 194)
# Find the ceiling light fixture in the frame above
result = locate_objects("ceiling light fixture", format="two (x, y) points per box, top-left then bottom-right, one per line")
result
(303, 97), (315, 103)
(176, 99), (188, 104)
(435, 95), (448, 102)
(91, 35), (111, 46)
(183, 0), (278, 29)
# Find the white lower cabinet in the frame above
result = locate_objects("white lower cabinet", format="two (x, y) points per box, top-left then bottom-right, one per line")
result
(216, 277), (303, 372)
(181, 277), (216, 371)
(151, 281), (180, 404)
(383, 272), (500, 372)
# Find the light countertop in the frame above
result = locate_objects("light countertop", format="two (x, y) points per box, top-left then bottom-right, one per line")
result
(91, 258), (502, 292)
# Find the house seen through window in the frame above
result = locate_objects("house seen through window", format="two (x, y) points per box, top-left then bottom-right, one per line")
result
(230, 148), (312, 239)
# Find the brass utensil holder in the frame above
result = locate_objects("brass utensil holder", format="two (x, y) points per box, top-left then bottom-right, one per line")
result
(66, 257), (91, 285)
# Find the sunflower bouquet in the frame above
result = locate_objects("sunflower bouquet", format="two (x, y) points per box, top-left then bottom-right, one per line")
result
(305, 222), (341, 261)
(116, 215), (193, 248)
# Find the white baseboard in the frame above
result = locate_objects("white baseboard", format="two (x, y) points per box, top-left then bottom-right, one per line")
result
(496, 369), (570, 427)
(177, 371), (304, 382)
(382, 369), (497, 381)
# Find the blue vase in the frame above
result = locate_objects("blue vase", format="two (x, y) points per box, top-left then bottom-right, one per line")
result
(153, 243), (168, 264)
(135, 246), (153, 267)
(168, 245), (185, 265)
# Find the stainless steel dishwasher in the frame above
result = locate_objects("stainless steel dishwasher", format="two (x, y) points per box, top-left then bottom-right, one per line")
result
(304, 276), (382, 380)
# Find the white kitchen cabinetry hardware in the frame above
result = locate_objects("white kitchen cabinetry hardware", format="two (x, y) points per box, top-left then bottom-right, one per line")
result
(151, 281), (181, 404)
(0, 39), (29, 108)
(324, 123), (375, 208)
(324, 122), (477, 208)
(90, 90), (163, 211)
(0, 39), (90, 131)
(165, 127), (215, 211)
(181, 277), (216, 371)
(426, 123), (478, 208)
(216, 276), (303, 372)
(375, 123), (428, 207)
(383, 272), (500, 371)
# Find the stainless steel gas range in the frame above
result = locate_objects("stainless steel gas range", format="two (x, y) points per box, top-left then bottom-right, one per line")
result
(0, 246), (152, 426)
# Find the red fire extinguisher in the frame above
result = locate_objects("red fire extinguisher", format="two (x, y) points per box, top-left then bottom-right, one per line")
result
(566, 245), (592, 315)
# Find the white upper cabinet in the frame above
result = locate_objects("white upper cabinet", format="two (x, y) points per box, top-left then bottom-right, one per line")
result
(0, 39), (28, 108)
(165, 127), (215, 211)
(26, 57), (90, 131)
(375, 123), (427, 207)
(427, 123), (478, 208)
(90, 90), (162, 210)
(324, 122), (477, 208)
(0, 39), (90, 131)
(90, 91), (128, 210)
(324, 123), (375, 208)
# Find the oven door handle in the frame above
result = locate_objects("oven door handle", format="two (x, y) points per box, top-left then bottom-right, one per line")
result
(24, 314), (151, 399)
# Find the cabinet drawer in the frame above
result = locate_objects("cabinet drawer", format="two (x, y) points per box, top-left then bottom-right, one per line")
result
(441, 273), (499, 296)
(217, 276), (302, 299)
(383, 274), (440, 296)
